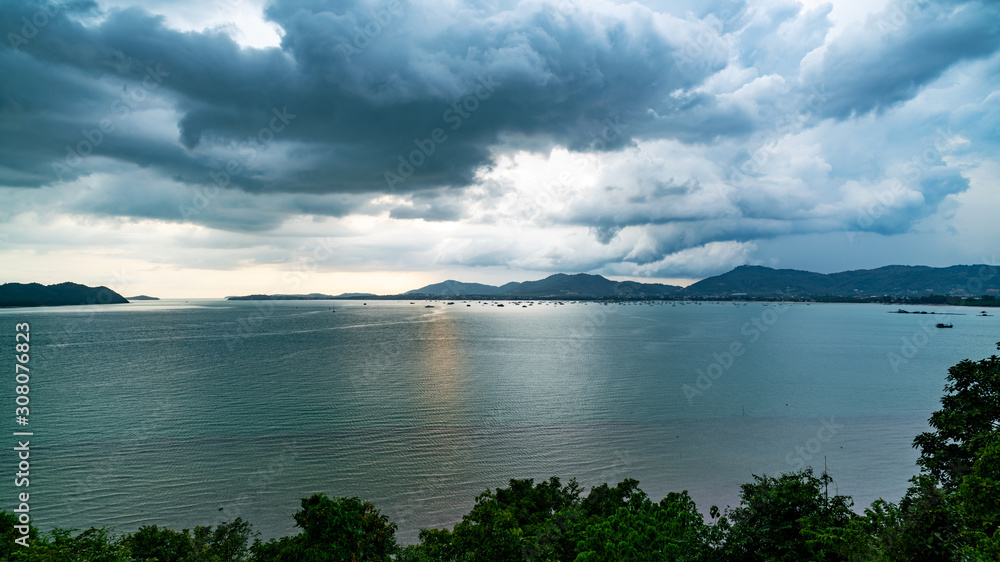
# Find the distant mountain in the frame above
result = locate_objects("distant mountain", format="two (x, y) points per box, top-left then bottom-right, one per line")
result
(684, 266), (830, 296)
(405, 280), (505, 296)
(684, 264), (1000, 297)
(407, 273), (682, 298)
(222, 264), (1000, 303)
(226, 292), (377, 300)
(403, 264), (1000, 300)
(127, 295), (159, 300)
(0, 282), (129, 307)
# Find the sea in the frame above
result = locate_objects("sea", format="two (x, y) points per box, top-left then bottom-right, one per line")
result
(2, 299), (997, 543)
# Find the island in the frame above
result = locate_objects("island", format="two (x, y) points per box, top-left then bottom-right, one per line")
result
(0, 282), (129, 307)
(226, 292), (377, 301)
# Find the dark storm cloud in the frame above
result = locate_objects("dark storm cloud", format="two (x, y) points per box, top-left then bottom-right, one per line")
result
(0, 0), (731, 198)
(802, 0), (1000, 120)
(0, 0), (995, 274)
(5, 0), (986, 198)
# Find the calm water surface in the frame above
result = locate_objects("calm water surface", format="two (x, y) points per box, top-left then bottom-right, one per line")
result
(3, 299), (997, 543)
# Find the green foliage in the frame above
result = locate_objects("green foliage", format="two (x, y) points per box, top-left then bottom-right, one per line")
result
(577, 478), (646, 520)
(127, 525), (195, 561)
(829, 497), (906, 561)
(398, 477), (724, 562)
(722, 468), (858, 562)
(886, 474), (964, 561)
(251, 494), (398, 561)
(398, 528), (455, 562)
(451, 493), (525, 561)
(0, 510), (38, 561)
(960, 528), (1000, 562)
(913, 343), (1000, 490)
(125, 518), (256, 562)
(51, 527), (133, 561)
(574, 491), (715, 561)
(959, 432), (1000, 559)
(399, 476), (584, 561)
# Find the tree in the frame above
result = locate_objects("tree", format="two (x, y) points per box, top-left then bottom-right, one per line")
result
(574, 491), (716, 561)
(398, 477), (652, 561)
(835, 498), (906, 560)
(0, 510), (38, 561)
(127, 524), (195, 561)
(192, 518), (257, 561)
(958, 432), (1000, 560)
(399, 528), (455, 561)
(913, 343), (1000, 490)
(721, 469), (857, 562)
(887, 474), (964, 561)
(252, 494), (398, 561)
(450, 494), (525, 561)
(412, 477), (585, 561)
(578, 478), (646, 521)
(39, 527), (132, 561)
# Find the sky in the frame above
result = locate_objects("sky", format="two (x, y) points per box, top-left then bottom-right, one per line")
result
(1, 0), (998, 298)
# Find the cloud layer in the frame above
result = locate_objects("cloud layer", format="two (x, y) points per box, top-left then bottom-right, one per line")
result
(1, 0), (999, 287)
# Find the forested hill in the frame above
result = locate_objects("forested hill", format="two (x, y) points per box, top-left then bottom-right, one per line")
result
(684, 264), (1000, 297)
(0, 282), (128, 307)
(405, 264), (1000, 299)
(406, 273), (682, 298)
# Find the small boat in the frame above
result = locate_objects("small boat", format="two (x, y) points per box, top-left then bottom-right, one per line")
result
(936, 323), (953, 328)
(425, 305), (434, 308)
(496, 304), (505, 307)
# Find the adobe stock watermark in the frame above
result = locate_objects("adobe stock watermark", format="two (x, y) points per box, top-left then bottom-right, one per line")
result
(727, 85), (829, 191)
(216, 439), (300, 526)
(559, 303), (620, 359)
(51, 64), (170, 181)
(514, 159), (582, 215)
(384, 75), (500, 191)
(336, 0), (404, 62)
(877, 0), (930, 37)
(214, 0), (241, 16)
(683, 301), (791, 404)
(223, 236), (335, 351)
(785, 418), (844, 471)
(845, 127), (960, 246)
(887, 317), (937, 374)
(180, 106), (296, 219)
(843, 180), (907, 246)
(519, 114), (625, 216)
(952, 258), (999, 297)
(672, 2), (740, 72)
(31, 268), (133, 366)
(64, 390), (175, 519)
(6, 1), (60, 50)
(588, 115), (627, 151)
